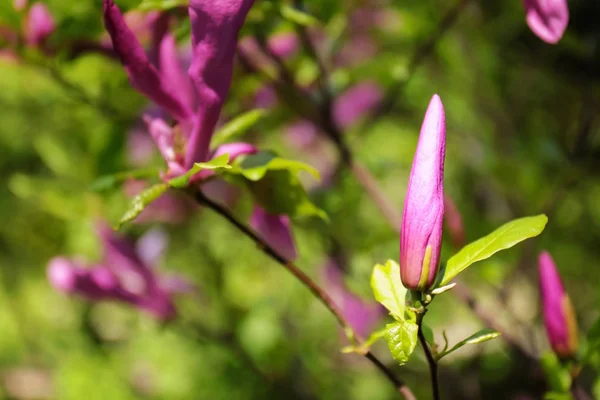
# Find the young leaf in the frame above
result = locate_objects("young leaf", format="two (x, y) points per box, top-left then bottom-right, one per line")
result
(541, 351), (572, 393)
(168, 154), (232, 189)
(436, 328), (501, 360)
(230, 152), (325, 221)
(385, 320), (419, 366)
(421, 322), (436, 348)
(235, 151), (320, 181)
(438, 215), (548, 286)
(279, 4), (320, 26)
(138, 0), (188, 11)
(371, 260), (407, 321)
(341, 327), (387, 355)
(211, 109), (267, 148)
(118, 183), (169, 227)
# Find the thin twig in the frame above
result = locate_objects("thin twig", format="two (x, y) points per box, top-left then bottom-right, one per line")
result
(417, 313), (440, 400)
(189, 189), (416, 399)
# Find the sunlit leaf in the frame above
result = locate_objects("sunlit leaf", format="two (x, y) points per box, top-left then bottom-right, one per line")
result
(279, 4), (320, 26)
(341, 327), (387, 355)
(438, 215), (548, 286)
(211, 109), (267, 148)
(541, 351), (572, 394)
(137, 0), (188, 11)
(371, 260), (407, 321)
(118, 183), (168, 227)
(234, 151), (320, 181)
(436, 328), (501, 360)
(168, 154), (232, 189)
(385, 320), (418, 366)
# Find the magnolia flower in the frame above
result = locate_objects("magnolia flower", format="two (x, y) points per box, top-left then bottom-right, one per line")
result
(47, 225), (193, 320)
(332, 82), (383, 130)
(250, 206), (297, 261)
(103, 0), (257, 178)
(24, 3), (55, 47)
(523, 0), (569, 44)
(400, 95), (446, 291)
(539, 251), (579, 359)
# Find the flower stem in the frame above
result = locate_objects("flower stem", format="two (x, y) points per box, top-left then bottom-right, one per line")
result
(416, 311), (440, 400)
(190, 189), (416, 399)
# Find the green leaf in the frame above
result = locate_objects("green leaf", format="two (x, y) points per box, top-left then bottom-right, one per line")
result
(89, 168), (161, 192)
(234, 151), (320, 181)
(229, 151), (325, 221)
(137, 0), (188, 11)
(211, 109), (267, 148)
(385, 320), (419, 366)
(341, 327), (387, 355)
(541, 351), (572, 393)
(436, 328), (501, 360)
(279, 4), (320, 26)
(168, 154), (232, 189)
(370, 260), (407, 321)
(118, 183), (168, 227)
(438, 215), (548, 286)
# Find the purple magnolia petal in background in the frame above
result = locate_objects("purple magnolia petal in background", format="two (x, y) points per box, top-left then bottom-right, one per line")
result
(250, 206), (297, 261)
(159, 33), (196, 111)
(136, 228), (169, 266)
(48, 225), (190, 321)
(523, 0), (569, 44)
(400, 94), (446, 291)
(267, 32), (299, 59)
(323, 260), (382, 338)
(443, 194), (466, 249)
(13, 0), (27, 11)
(47, 257), (127, 301)
(333, 82), (383, 129)
(211, 142), (258, 161)
(103, 0), (192, 122)
(185, 0), (255, 167)
(25, 3), (55, 47)
(539, 251), (579, 358)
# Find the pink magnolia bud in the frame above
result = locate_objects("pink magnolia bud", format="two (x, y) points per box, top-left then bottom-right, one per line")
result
(400, 95), (446, 291)
(539, 251), (579, 359)
(25, 3), (55, 47)
(523, 0), (569, 44)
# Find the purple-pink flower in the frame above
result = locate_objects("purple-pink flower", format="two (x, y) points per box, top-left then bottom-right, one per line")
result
(400, 95), (446, 291)
(24, 3), (55, 47)
(47, 224), (193, 320)
(538, 251), (579, 359)
(250, 206), (297, 261)
(522, 0), (569, 44)
(103, 0), (256, 179)
(323, 259), (382, 338)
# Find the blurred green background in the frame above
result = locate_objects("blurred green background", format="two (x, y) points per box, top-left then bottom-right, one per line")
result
(1, 0), (599, 399)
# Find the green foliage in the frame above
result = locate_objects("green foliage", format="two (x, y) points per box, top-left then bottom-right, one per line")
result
(436, 328), (501, 360)
(168, 154), (233, 189)
(211, 109), (267, 149)
(438, 215), (549, 286)
(278, 4), (320, 26)
(384, 321), (418, 366)
(137, 0), (188, 11)
(118, 183), (168, 227)
(370, 260), (407, 320)
(541, 352), (572, 394)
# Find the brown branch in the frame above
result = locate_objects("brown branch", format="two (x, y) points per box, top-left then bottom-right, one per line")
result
(189, 189), (416, 399)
